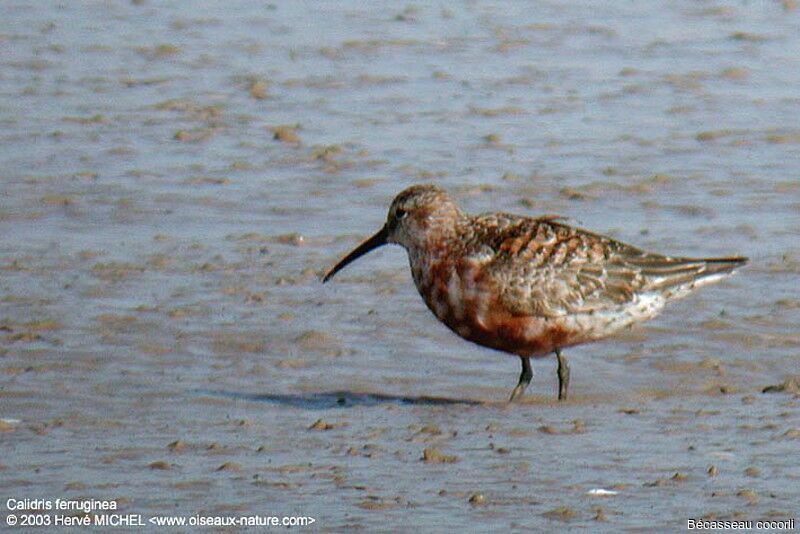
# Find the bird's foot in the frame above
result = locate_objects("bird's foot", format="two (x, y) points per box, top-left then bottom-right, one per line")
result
(509, 356), (533, 402)
(556, 349), (570, 401)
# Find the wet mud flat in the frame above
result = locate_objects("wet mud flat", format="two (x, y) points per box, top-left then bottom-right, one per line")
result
(2, 1), (800, 530)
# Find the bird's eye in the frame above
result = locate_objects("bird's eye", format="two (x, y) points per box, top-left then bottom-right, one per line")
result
(395, 208), (407, 220)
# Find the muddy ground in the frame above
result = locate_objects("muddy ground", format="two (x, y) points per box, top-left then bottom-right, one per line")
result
(1, 1), (799, 531)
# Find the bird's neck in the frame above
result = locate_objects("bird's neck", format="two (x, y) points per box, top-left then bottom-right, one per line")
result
(405, 217), (466, 288)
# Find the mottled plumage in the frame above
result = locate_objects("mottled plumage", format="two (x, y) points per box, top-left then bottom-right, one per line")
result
(323, 184), (747, 401)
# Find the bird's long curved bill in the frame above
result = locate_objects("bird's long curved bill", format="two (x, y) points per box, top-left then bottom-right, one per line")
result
(322, 225), (388, 283)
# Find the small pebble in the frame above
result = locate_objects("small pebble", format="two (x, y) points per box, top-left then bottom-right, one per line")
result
(762, 378), (800, 394)
(148, 461), (171, 470)
(744, 466), (760, 477)
(542, 507), (578, 521)
(468, 493), (485, 505)
(309, 419), (335, 431)
(249, 79), (269, 99)
(272, 125), (301, 144)
(421, 447), (459, 464)
(167, 440), (187, 451)
(0, 420), (19, 432)
(736, 489), (757, 501)
(783, 428), (800, 439)
(587, 489), (618, 496)
(216, 462), (241, 471)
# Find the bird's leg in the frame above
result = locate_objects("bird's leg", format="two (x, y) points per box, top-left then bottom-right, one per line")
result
(509, 356), (533, 402)
(556, 348), (570, 401)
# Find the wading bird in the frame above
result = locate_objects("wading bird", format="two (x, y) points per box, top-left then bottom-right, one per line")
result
(323, 185), (747, 401)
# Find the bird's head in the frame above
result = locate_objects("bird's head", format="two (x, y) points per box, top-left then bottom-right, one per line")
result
(323, 184), (463, 282)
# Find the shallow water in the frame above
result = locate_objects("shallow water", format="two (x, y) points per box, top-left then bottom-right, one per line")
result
(1, 1), (799, 530)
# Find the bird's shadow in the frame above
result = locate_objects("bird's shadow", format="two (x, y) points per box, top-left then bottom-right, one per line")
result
(194, 389), (483, 409)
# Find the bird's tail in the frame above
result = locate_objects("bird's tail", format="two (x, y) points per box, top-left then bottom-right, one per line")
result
(632, 255), (748, 295)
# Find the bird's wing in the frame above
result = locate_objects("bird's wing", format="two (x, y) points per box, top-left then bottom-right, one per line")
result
(472, 214), (744, 318)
